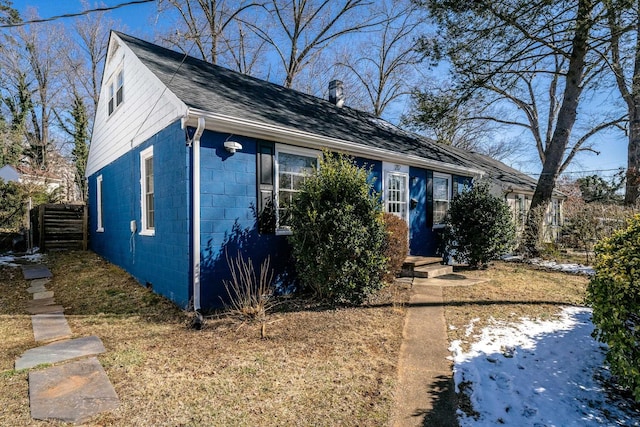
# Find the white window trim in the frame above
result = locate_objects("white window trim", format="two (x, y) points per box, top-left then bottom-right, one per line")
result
(140, 146), (155, 236)
(432, 172), (451, 228)
(382, 166), (410, 226)
(96, 175), (104, 232)
(107, 67), (124, 117)
(274, 144), (320, 236)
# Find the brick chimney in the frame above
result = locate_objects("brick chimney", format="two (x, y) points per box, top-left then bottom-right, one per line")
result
(329, 80), (345, 108)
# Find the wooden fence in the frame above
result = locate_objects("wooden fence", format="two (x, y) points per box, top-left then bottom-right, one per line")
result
(30, 204), (87, 251)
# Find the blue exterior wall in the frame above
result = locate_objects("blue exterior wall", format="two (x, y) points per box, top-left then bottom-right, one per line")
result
(355, 156), (383, 194)
(198, 130), (291, 309)
(88, 120), (192, 307)
(409, 167), (438, 256)
(88, 122), (468, 310)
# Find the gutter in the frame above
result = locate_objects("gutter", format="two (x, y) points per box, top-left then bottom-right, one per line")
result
(183, 108), (485, 178)
(182, 116), (205, 313)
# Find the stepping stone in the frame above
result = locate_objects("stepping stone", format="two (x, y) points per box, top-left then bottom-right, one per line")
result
(33, 291), (54, 300)
(16, 336), (106, 370)
(27, 297), (57, 307)
(29, 357), (119, 424)
(26, 284), (47, 294)
(22, 265), (52, 280)
(27, 305), (65, 315)
(32, 314), (71, 342)
(30, 278), (51, 287)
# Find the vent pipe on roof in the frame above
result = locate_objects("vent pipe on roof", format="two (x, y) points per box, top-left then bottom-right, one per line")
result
(329, 80), (345, 108)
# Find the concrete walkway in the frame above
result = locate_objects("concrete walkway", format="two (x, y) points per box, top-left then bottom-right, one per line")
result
(392, 274), (487, 427)
(17, 262), (119, 424)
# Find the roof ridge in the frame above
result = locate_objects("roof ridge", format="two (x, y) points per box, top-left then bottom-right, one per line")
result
(114, 31), (367, 116)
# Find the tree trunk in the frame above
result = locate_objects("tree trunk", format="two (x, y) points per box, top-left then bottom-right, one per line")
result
(625, 105), (640, 205)
(624, 3), (640, 205)
(524, 0), (593, 253)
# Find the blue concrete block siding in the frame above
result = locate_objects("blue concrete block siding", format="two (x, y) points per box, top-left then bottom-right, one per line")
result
(198, 131), (290, 309)
(89, 123), (468, 310)
(88, 121), (192, 307)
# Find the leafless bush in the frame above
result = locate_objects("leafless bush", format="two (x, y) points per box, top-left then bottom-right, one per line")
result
(562, 202), (636, 263)
(223, 251), (275, 320)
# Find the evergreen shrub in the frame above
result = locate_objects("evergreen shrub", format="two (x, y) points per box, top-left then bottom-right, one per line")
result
(442, 180), (515, 268)
(588, 215), (640, 401)
(288, 152), (387, 304)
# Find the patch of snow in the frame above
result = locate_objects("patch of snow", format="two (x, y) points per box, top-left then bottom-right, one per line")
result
(452, 307), (640, 426)
(21, 253), (44, 263)
(0, 256), (19, 267)
(0, 251), (45, 268)
(502, 255), (595, 276)
(465, 318), (481, 337)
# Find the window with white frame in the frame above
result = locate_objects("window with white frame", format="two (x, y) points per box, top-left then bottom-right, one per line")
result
(385, 172), (409, 224)
(516, 194), (529, 229)
(276, 146), (319, 234)
(107, 69), (124, 116)
(96, 175), (104, 232)
(433, 173), (451, 225)
(551, 199), (561, 226)
(140, 146), (154, 235)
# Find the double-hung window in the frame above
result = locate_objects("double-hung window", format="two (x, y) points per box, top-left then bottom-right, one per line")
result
(275, 146), (319, 234)
(108, 69), (124, 116)
(433, 173), (451, 226)
(140, 146), (154, 235)
(96, 175), (104, 232)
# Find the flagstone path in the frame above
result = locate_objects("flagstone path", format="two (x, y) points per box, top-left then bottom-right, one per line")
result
(16, 262), (119, 424)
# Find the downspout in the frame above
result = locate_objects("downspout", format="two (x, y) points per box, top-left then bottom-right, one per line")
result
(185, 116), (206, 314)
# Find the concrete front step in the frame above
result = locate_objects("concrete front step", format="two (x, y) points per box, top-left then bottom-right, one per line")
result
(414, 264), (453, 278)
(401, 255), (450, 278)
(403, 256), (443, 269)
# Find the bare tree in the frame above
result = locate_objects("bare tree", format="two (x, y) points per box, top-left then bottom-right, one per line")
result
(405, 84), (526, 161)
(333, 0), (426, 118)
(603, 0), (640, 205)
(0, 15), (66, 171)
(67, 3), (113, 115)
(157, 0), (265, 68)
(418, 0), (625, 251)
(249, 0), (384, 89)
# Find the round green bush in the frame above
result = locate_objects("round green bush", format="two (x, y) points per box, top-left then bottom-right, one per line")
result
(288, 152), (387, 304)
(588, 214), (640, 401)
(441, 180), (515, 268)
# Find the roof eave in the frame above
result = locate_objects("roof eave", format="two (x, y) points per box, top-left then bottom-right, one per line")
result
(184, 108), (485, 177)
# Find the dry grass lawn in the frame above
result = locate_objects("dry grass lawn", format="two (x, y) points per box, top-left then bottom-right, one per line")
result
(0, 252), (591, 426)
(0, 251), (408, 426)
(442, 262), (589, 352)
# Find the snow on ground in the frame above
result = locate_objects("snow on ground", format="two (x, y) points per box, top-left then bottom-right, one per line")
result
(502, 255), (596, 276)
(0, 251), (43, 267)
(450, 307), (640, 426)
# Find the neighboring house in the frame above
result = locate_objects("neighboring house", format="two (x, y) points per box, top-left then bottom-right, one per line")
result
(464, 152), (565, 242)
(0, 163), (65, 196)
(86, 32), (560, 310)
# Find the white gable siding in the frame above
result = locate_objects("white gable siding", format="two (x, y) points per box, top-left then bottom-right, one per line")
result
(86, 33), (186, 177)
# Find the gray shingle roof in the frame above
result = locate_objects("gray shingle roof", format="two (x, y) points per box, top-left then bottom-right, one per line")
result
(117, 31), (553, 194)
